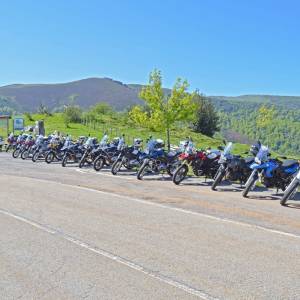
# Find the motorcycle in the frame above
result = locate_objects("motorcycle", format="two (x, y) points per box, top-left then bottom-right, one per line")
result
(172, 142), (221, 185)
(78, 137), (98, 168)
(242, 145), (299, 198)
(6, 133), (17, 152)
(32, 136), (51, 162)
(111, 138), (144, 175)
(12, 134), (28, 158)
(61, 136), (86, 167)
(93, 137), (122, 171)
(211, 142), (254, 190)
(20, 135), (36, 160)
(280, 169), (300, 206)
(45, 136), (65, 164)
(137, 139), (181, 180)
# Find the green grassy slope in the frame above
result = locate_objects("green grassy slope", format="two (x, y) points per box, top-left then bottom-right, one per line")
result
(5, 113), (247, 154)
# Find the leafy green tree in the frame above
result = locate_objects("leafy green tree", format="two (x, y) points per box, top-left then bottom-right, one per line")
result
(129, 69), (196, 148)
(192, 93), (219, 137)
(256, 105), (276, 128)
(63, 105), (82, 128)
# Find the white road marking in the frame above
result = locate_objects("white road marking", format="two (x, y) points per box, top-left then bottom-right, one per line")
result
(1, 173), (300, 240)
(76, 168), (136, 180)
(0, 208), (218, 300)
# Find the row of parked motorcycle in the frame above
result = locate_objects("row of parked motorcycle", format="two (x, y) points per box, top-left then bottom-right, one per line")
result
(5, 132), (300, 206)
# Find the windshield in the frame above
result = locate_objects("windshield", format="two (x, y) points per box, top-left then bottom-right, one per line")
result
(85, 137), (94, 146)
(100, 134), (108, 146)
(255, 145), (269, 162)
(223, 142), (233, 156)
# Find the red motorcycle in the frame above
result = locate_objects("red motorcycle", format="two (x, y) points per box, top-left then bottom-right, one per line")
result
(6, 134), (17, 152)
(172, 148), (222, 185)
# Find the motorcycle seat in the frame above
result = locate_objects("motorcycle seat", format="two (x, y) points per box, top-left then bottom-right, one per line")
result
(281, 159), (298, 168)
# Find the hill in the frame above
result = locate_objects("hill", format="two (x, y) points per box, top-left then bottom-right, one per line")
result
(0, 78), (143, 112)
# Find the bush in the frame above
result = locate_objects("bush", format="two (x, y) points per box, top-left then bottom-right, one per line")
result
(63, 105), (82, 128)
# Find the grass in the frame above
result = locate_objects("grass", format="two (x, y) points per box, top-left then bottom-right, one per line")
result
(1, 112), (250, 155)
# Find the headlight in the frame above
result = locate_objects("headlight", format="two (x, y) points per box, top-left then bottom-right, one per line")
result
(255, 157), (261, 164)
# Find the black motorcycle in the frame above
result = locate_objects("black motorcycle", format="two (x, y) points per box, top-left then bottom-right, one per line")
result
(78, 137), (98, 168)
(280, 169), (300, 206)
(111, 140), (144, 175)
(211, 142), (255, 191)
(137, 144), (180, 180)
(61, 137), (86, 167)
(45, 137), (65, 164)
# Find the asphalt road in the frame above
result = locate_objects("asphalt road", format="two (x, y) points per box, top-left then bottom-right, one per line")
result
(0, 152), (299, 300)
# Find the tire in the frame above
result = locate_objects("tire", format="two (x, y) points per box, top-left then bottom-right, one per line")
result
(242, 171), (257, 198)
(32, 151), (40, 162)
(137, 159), (150, 180)
(21, 150), (29, 160)
(111, 159), (123, 175)
(62, 153), (69, 167)
(93, 156), (105, 171)
(172, 164), (189, 185)
(280, 179), (299, 206)
(45, 151), (55, 164)
(211, 168), (226, 191)
(12, 148), (20, 158)
(79, 153), (87, 168)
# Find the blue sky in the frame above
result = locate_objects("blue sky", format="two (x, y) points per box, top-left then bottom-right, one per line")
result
(1, 0), (299, 95)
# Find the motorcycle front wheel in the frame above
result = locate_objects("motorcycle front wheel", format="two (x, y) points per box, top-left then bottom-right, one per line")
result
(45, 151), (55, 164)
(111, 159), (123, 175)
(211, 167), (226, 191)
(242, 171), (257, 198)
(12, 148), (20, 158)
(137, 160), (150, 180)
(280, 179), (299, 206)
(93, 156), (105, 171)
(172, 164), (188, 185)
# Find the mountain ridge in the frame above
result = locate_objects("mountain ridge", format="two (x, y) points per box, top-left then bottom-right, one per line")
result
(1, 77), (300, 113)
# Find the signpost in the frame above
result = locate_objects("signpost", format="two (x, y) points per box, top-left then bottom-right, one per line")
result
(13, 117), (25, 132)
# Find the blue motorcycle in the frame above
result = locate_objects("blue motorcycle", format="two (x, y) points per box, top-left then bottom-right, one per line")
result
(137, 139), (181, 180)
(242, 145), (299, 197)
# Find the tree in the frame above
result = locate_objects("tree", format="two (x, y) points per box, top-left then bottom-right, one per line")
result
(63, 105), (82, 128)
(256, 105), (276, 128)
(129, 69), (196, 149)
(192, 93), (219, 137)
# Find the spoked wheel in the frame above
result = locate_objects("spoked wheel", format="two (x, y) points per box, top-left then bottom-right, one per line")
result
(62, 154), (70, 167)
(21, 150), (29, 160)
(281, 179), (299, 206)
(94, 157), (105, 171)
(172, 164), (188, 185)
(12, 148), (21, 158)
(137, 160), (151, 180)
(211, 168), (226, 191)
(111, 159), (123, 175)
(45, 151), (55, 164)
(242, 171), (257, 198)
(79, 156), (86, 168)
(32, 152), (40, 162)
